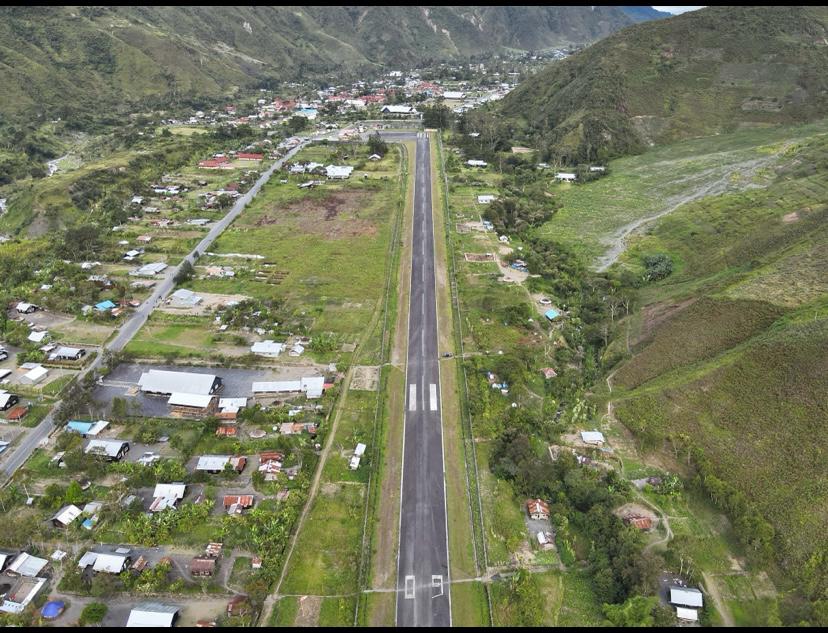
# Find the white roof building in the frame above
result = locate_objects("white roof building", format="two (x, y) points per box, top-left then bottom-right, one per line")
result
(151, 483), (186, 511)
(354, 443), (367, 457)
(442, 91), (466, 100)
(0, 577), (46, 614)
(167, 393), (215, 409)
(52, 504), (83, 527)
(49, 346), (84, 361)
(381, 105), (418, 115)
(250, 340), (284, 357)
(126, 602), (180, 627)
(349, 455), (361, 470)
(21, 365), (48, 384)
(84, 439), (129, 459)
(252, 376), (324, 399)
(676, 607), (699, 621)
(325, 165), (354, 179)
(580, 430), (605, 445)
(130, 262), (168, 277)
(670, 586), (704, 608)
(27, 331), (48, 343)
(466, 160), (488, 167)
(477, 194), (496, 204)
(555, 172), (577, 181)
(90, 552), (130, 574)
(7, 552), (49, 577)
(169, 288), (202, 308)
(219, 397), (248, 413)
(139, 370), (220, 396)
(153, 483), (186, 501)
(196, 455), (232, 471)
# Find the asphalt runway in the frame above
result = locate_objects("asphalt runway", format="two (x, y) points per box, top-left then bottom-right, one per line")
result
(395, 132), (452, 627)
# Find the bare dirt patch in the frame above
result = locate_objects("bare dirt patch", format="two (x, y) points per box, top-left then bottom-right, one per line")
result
(256, 190), (377, 239)
(294, 595), (322, 627)
(351, 365), (380, 391)
(464, 252), (495, 262)
(614, 502), (658, 521)
(782, 211), (800, 223)
(635, 297), (699, 347)
(158, 291), (251, 316)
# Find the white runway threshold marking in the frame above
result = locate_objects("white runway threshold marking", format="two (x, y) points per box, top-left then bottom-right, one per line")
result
(405, 575), (416, 599)
(409, 384), (417, 412)
(429, 384), (438, 411)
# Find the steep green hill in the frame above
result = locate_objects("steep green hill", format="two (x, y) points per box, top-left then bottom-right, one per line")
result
(500, 5), (828, 162)
(603, 128), (828, 620)
(0, 6), (651, 124)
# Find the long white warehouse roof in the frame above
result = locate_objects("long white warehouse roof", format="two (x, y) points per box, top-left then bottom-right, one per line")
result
(139, 370), (219, 396)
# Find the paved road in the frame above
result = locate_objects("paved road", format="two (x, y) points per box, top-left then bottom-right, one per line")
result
(0, 139), (312, 481)
(395, 132), (452, 627)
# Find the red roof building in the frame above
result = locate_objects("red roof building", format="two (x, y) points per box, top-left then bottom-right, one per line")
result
(237, 153), (263, 161)
(527, 498), (550, 520)
(5, 405), (28, 422)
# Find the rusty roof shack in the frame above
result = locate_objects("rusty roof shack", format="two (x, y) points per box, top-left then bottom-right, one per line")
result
(527, 498), (550, 521)
(190, 557), (216, 577)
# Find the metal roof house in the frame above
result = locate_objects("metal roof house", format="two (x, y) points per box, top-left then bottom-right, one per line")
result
(84, 438), (130, 461)
(66, 420), (109, 437)
(250, 340), (284, 357)
(151, 483), (187, 512)
(670, 586), (704, 608)
(129, 262), (168, 277)
(252, 376), (324, 399)
(126, 602), (180, 627)
(196, 455), (246, 474)
(21, 365), (48, 385)
(580, 430), (605, 445)
(325, 165), (354, 180)
(139, 370), (222, 396)
(6, 552), (48, 577)
(169, 288), (202, 308)
(167, 392), (218, 418)
(51, 505), (83, 528)
(78, 551), (131, 574)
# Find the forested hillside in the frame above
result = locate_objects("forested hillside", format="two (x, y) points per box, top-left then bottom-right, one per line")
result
(0, 6), (655, 124)
(499, 5), (828, 162)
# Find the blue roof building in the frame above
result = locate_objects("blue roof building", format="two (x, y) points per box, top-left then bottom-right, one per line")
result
(544, 308), (560, 321)
(95, 300), (116, 312)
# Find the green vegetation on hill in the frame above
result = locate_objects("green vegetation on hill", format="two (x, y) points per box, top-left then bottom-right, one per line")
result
(499, 5), (828, 162)
(0, 6), (652, 126)
(595, 126), (828, 624)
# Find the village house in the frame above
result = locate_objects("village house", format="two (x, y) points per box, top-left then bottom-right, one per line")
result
(84, 438), (130, 462)
(580, 430), (605, 446)
(527, 498), (550, 521)
(126, 602), (180, 627)
(669, 586), (704, 622)
(150, 483), (186, 512)
(555, 172), (577, 182)
(51, 504), (82, 528)
(190, 557), (216, 578)
(223, 495), (255, 515)
(66, 420), (109, 437)
(0, 391), (20, 412)
(325, 165), (354, 180)
(250, 340), (284, 358)
(77, 550), (131, 574)
(195, 455), (246, 474)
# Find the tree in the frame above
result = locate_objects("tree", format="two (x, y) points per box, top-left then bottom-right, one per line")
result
(367, 132), (388, 157)
(422, 104), (453, 130)
(64, 480), (86, 505)
(174, 259), (194, 284)
(285, 116), (309, 135)
(603, 595), (666, 627)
